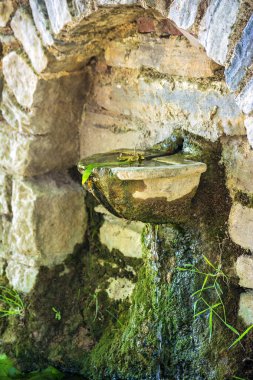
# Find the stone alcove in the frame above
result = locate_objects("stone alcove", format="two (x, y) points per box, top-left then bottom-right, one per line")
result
(1, 0), (253, 378)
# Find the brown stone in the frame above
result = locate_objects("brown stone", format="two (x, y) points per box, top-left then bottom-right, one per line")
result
(137, 17), (155, 33)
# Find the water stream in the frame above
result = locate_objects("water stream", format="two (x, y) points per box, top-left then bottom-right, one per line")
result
(147, 224), (163, 380)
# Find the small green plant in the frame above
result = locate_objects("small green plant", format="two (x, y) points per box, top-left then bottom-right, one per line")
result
(0, 353), (21, 378)
(52, 307), (61, 321)
(177, 256), (253, 348)
(78, 153), (145, 185)
(0, 286), (25, 318)
(0, 354), (64, 379)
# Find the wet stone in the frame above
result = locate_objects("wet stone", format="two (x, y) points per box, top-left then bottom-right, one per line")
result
(225, 14), (253, 91)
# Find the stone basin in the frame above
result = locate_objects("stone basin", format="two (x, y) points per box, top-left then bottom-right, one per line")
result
(78, 150), (207, 223)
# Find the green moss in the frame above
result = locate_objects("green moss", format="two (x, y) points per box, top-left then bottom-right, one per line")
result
(85, 225), (175, 379)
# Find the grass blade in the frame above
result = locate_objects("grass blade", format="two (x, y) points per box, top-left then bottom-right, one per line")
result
(192, 286), (214, 297)
(203, 255), (216, 270)
(194, 307), (210, 318)
(229, 324), (253, 349)
(224, 322), (239, 336)
(209, 309), (213, 341)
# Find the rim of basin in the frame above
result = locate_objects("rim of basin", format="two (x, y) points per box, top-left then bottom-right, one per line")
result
(110, 158), (207, 181)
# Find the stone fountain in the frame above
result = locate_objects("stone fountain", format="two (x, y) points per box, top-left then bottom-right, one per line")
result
(78, 148), (207, 223)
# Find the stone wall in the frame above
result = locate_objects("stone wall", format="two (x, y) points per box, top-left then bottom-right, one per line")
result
(1, 0), (253, 377)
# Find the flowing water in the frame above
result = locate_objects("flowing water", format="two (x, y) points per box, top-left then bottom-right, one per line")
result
(147, 224), (163, 380)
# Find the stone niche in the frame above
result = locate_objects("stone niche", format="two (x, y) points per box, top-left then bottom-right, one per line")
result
(1, 1), (253, 379)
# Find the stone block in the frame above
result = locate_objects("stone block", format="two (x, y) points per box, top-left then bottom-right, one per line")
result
(106, 277), (135, 300)
(6, 258), (39, 293)
(1, 216), (11, 253)
(229, 203), (253, 251)
(95, 205), (144, 258)
(29, 0), (54, 46)
(222, 137), (253, 194)
(244, 116), (253, 148)
(0, 124), (78, 176)
(237, 77), (253, 114)
(105, 36), (220, 78)
(80, 111), (149, 157)
(11, 8), (48, 73)
(168, 0), (201, 30)
(10, 173), (87, 267)
(2, 52), (38, 108)
(0, 173), (11, 215)
(44, 0), (72, 34)
(97, 0), (138, 5)
(1, 87), (32, 133)
(2, 66), (87, 136)
(70, 0), (96, 17)
(198, 0), (240, 65)
(225, 14), (253, 91)
(137, 17), (155, 33)
(0, 1), (13, 27)
(236, 255), (253, 289)
(90, 74), (244, 146)
(239, 291), (253, 325)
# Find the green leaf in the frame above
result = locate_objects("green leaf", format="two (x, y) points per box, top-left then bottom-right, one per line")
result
(194, 302), (221, 318)
(223, 322), (239, 336)
(192, 286), (214, 297)
(209, 309), (213, 341)
(203, 255), (216, 270)
(229, 324), (253, 349)
(82, 165), (93, 184)
(194, 307), (210, 318)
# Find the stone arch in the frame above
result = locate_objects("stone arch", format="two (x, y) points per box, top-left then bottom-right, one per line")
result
(0, 0), (253, 294)
(1, 1), (253, 377)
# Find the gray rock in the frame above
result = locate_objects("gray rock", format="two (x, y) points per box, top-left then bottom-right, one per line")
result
(229, 203), (253, 251)
(97, 0), (138, 5)
(44, 0), (72, 34)
(90, 75), (244, 145)
(0, 173), (11, 216)
(236, 255), (253, 289)
(69, 0), (97, 16)
(0, 122), (79, 176)
(225, 14), (253, 91)
(29, 0), (54, 46)
(11, 8), (48, 73)
(95, 205), (145, 258)
(6, 259), (39, 293)
(168, 0), (201, 30)
(239, 291), (253, 325)
(244, 116), (253, 148)
(10, 173), (87, 267)
(236, 77), (253, 114)
(222, 137), (253, 195)
(198, 0), (240, 65)
(2, 52), (38, 108)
